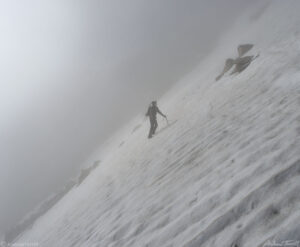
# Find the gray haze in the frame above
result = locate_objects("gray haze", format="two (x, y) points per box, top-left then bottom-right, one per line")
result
(0, 0), (257, 234)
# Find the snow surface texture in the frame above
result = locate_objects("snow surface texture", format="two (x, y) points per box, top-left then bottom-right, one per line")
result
(16, 1), (300, 246)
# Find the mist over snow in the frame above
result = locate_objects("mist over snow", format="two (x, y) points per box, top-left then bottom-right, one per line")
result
(6, 0), (300, 246)
(0, 0), (256, 234)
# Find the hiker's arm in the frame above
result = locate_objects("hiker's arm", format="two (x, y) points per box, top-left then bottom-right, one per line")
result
(157, 107), (166, 118)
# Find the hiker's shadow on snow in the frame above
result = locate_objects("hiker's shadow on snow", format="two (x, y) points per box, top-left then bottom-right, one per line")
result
(156, 120), (178, 135)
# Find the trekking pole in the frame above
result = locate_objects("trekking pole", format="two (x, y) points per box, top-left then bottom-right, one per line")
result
(165, 116), (169, 125)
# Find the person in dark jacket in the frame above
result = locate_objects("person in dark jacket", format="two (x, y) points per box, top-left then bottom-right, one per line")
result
(146, 101), (166, 138)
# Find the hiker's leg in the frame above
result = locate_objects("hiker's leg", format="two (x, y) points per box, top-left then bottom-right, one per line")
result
(148, 120), (154, 138)
(148, 126), (153, 138)
(153, 120), (158, 135)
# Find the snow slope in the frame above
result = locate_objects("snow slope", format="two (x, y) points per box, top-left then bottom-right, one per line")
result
(16, 1), (300, 246)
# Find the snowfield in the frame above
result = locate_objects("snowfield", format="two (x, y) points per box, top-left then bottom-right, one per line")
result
(16, 1), (300, 246)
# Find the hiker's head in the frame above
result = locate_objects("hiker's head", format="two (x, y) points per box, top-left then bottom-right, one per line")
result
(152, 101), (157, 106)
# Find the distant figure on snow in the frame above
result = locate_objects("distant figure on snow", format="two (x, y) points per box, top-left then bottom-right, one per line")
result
(146, 101), (167, 139)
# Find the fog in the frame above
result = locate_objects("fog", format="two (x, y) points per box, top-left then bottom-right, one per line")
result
(0, 0), (257, 234)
